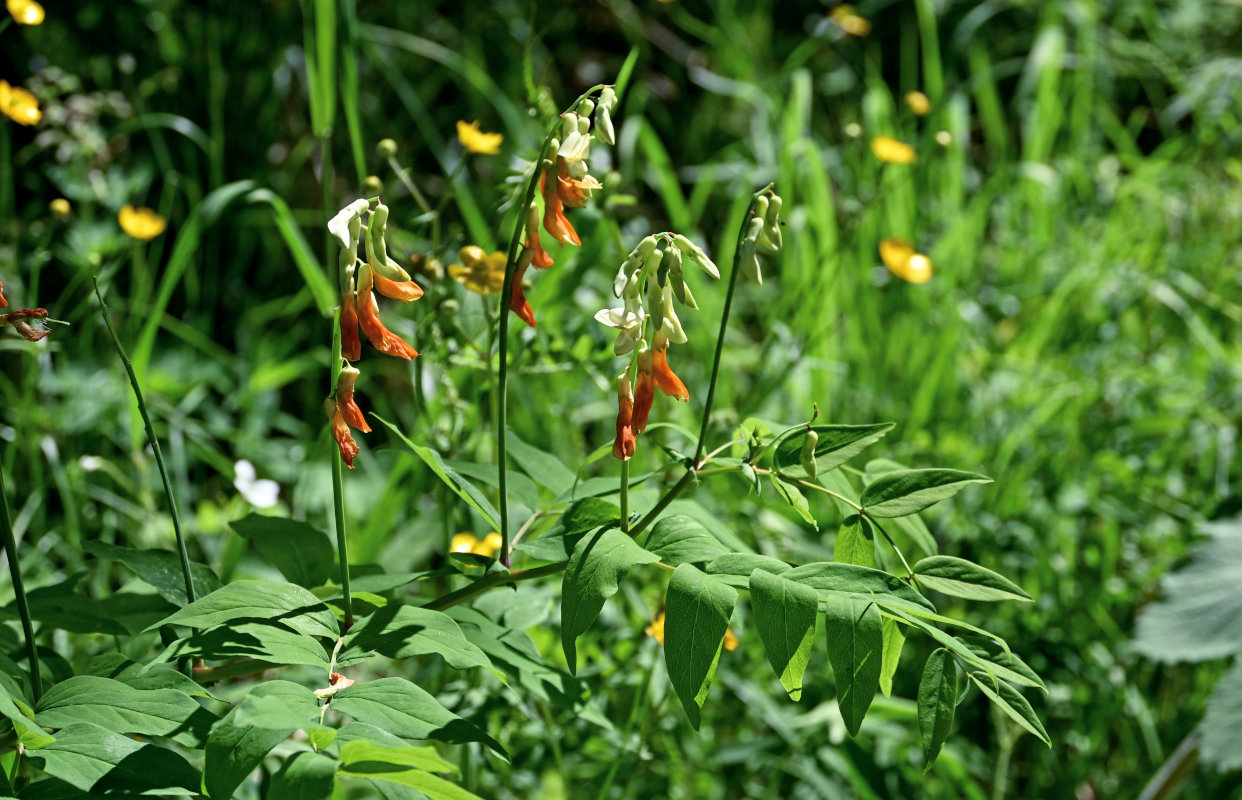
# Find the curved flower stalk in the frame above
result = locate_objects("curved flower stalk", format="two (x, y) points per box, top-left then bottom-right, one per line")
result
(596, 232), (722, 460)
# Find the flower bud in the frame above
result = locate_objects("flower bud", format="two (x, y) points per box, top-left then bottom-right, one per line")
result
(672, 233), (719, 279)
(645, 249), (665, 331)
(739, 240), (763, 284)
(544, 137), (560, 167)
(365, 204), (413, 282)
(328, 198), (370, 249)
(660, 284), (687, 344)
(800, 429), (819, 478)
(595, 106), (615, 145)
(743, 216), (764, 244)
(364, 175), (382, 194)
(576, 114), (591, 136)
(632, 235), (659, 260)
(578, 98), (595, 117)
(560, 113), (578, 139)
(376, 138), (398, 158)
(753, 195), (769, 221)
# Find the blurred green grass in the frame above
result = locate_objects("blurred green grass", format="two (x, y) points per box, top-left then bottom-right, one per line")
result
(2, 0), (1241, 797)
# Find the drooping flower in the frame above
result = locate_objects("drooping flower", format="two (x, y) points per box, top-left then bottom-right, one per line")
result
(327, 399), (359, 469)
(871, 136), (916, 165)
(879, 236), (933, 284)
(357, 267), (418, 359)
(612, 375), (636, 461)
(540, 169), (580, 246)
(456, 120), (503, 155)
(335, 367), (371, 434)
(0, 80), (40, 126)
(118, 205), (167, 240)
(6, 0), (43, 25)
(313, 671), (355, 699)
(340, 290), (362, 361)
(509, 248), (536, 328)
(651, 332), (689, 401)
(905, 91), (931, 116)
(632, 345), (655, 433)
(448, 245), (506, 294)
(2, 308), (51, 341)
(554, 159), (602, 209)
(373, 272), (424, 303)
(524, 202), (554, 269)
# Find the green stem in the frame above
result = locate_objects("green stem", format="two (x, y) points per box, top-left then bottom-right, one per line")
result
(0, 467), (41, 703)
(861, 515), (915, 578)
(495, 85), (606, 568)
(93, 277), (197, 606)
(331, 438), (353, 628)
(692, 182), (775, 466)
(630, 469), (695, 539)
(620, 459), (630, 533)
(423, 563), (563, 611)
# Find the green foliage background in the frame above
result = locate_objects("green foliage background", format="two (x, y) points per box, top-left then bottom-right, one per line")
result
(2, 0), (1241, 797)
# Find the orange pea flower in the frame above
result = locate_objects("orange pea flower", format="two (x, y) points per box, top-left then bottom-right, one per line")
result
(340, 291), (361, 361)
(358, 286), (418, 359)
(540, 168), (580, 246)
(327, 400), (359, 469)
(632, 347), (655, 433)
(373, 272), (424, 303)
(652, 333), (689, 401)
(509, 249), (536, 328)
(612, 376), (637, 461)
(554, 159), (601, 209)
(525, 206), (554, 269)
(335, 368), (371, 434)
(2, 308), (50, 342)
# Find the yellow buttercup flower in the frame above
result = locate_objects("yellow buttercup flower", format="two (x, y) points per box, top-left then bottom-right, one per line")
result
(645, 611), (738, 650)
(905, 91), (931, 116)
(456, 120), (503, 155)
(6, 0), (44, 25)
(879, 236), (933, 284)
(830, 5), (871, 36)
(449, 531), (503, 559)
(49, 198), (70, 217)
(448, 245), (506, 295)
(118, 205), (167, 240)
(0, 80), (41, 126)
(871, 136), (916, 165)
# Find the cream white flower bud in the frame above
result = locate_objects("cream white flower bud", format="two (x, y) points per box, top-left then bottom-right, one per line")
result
(645, 249), (666, 331)
(577, 114), (591, 136)
(579, 98), (595, 117)
(598, 86), (617, 111)
(595, 106), (615, 145)
(328, 198), (370, 249)
(561, 113), (579, 139)
(672, 233), (719, 279)
(660, 284), (687, 343)
(365, 204), (412, 282)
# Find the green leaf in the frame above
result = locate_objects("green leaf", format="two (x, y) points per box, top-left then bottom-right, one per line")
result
(824, 594), (882, 736)
(342, 752), (482, 800)
(148, 579), (338, 639)
(204, 681), (318, 799)
(1134, 518), (1242, 662)
(860, 469), (992, 518)
(338, 740), (457, 775)
(268, 750), (338, 800)
(229, 514), (335, 588)
(784, 562), (935, 611)
(960, 637), (1047, 692)
(35, 676), (216, 747)
(834, 515), (875, 568)
(644, 516), (730, 567)
(705, 553), (791, 588)
(375, 416), (501, 529)
(771, 477), (817, 529)
(879, 617), (906, 697)
(230, 685), (322, 732)
(82, 541), (223, 606)
(773, 423), (895, 478)
(1201, 658), (1242, 771)
(331, 677), (506, 758)
(913, 556), (1031, 602)
(81, 655), (216, 700)
(664, 564), (738, 730)
(861, 460), (938, 555)
(968, 672), (1050, 746)
(446, 460), (542, 513)
(506, 431), (577, 497)
(338, 605), (494, 673)
(748, 569), (817, 701)
(917, 648), (957, 769)
(26, 722), (199, 795)
(560, 528), (660, 672)
(158, 620), (330, 670)
(515, 499), (621, 563)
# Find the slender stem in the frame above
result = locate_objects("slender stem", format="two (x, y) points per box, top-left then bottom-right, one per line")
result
(331, 438), (353, 628)
(0, 467), (41, 702)
(93, 277), (197, 606)
(424, 563), (564, 611)
(863, 516), (915, 578)
(386, 155), (432, 214)
(630, 469), (695, 539)
(495, 85), (606, 568)
(783, 475), (863, 511)
(693, 182), (775, 466)
(620, 460), (630, 533)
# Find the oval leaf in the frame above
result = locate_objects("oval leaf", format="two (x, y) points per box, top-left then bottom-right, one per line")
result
(229, 514), (335, 588)
(665, 564), (738, 730)
(860, 469), (992, 518)
(825, 594), (882, 737)
(784, 562), (935, 611)
(913, 556), (1031, 602)
(331, 677), (506, 758)
(969, 672), (1051, 746)
(338, 605), (494, 673)
(834, 515), (875, 568)
(644, 516), (730, 567)
(749, 569), (818, 701)
(917, 648), (957, 769)
(147, 580), (338, 639)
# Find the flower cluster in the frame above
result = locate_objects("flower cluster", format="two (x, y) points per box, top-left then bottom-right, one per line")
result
(737, 191), (785, 285)
(597, 232), (721, 460)
(511, 88), (617, 328)
(326, 199), (424, 467)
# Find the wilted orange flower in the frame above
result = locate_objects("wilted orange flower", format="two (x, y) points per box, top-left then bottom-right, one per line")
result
(448, 245), (506, 295)
(456, 120), (503, 155)
(905, 91), (931, 116)
(313, 671), (355, 699)
(357, 286), (418, 359)
(632, 348), (654, 434)
(0, 282), (7, 309)
(554, 159), (601, 209)
(118, 205), (167, 240)
(871, 136), (916, 165)
(509, 249), (536, 328)
(540, 170), (580, 246)
(340, 291), (362, 361)
(652, 333), (689, 401)
(0, 80), (41, 126)
(612, 376), (636, 461)
(6, 0), (43, 25)
(524, 205), (554, 269)
(328, 401), (359, 469)
(879, 236), (933, 284)
(2, 308), (50, 342)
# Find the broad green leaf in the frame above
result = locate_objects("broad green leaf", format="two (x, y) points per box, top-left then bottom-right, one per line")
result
(229, 514), (335, 588)
(82, 541), (223, 606)
(664, 564), (738, 729)
(968, 672), (1050, 746)
(229, 685), (322, 732)
(913, 556), (1031, 602)
(1134, 518), (1242, 662)
(749, 569), (817, 701)
(376, 416), (501, 529)
(834, 515), (875, 568)
(825, 594), (882, 736)
(268, 750), (337, 800)
(331, 677), (506, 758)
(875, 597), (1010, 653)
(644, 516), (730, 567)
(339, 740), (457, 775)
(917, 649), (957, 769)
(879, 617), (906, 697)
(960, 637), (1046, 692)
(561, 528), (660, 672)
(1202, 658), (1242, 771)
(515, 498), (621, 563)
(774, 423), (895, 478)
(148, 580), (338, 639)
(705, 553), (791, 588)
(35, 676), (215, 747)
(338, 605), (494, 672)
(860, 461), (938, 555)
(158, 620), (330, 670)
(10, 576), (174, 636)
(784, 562), (935, 611)
(26, 722), (199, 795)
(506, 431), (577, 497)
(877, 602), (998, 671)
(860, 469), (992, 518)
(204, 681), (315, 799)
(342, 761), (481, 800)
(771, 478), (817, 529)
(446, 460), (542, 513)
